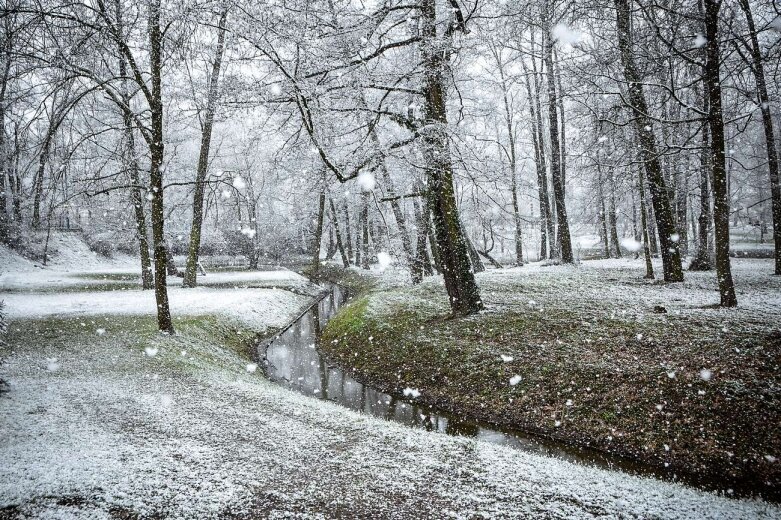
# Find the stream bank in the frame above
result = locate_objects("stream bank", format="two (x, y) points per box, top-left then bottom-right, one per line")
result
(316, 260), (781, 500)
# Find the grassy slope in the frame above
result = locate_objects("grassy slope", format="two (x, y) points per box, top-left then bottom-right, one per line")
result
(321, 262), (781, 494)
(3, 274), (781, 517)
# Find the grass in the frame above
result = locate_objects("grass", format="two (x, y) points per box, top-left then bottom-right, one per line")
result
(1, 313), (268, 382)
(320, 264), (781, 495)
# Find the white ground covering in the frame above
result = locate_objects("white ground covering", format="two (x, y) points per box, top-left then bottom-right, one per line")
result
(365, 257), (781, 326)
(0, 234), (137, 273)
(1, 239), (308, 293)
(0, 287), (312, 329)
(1, 252), (780, 518)
(0, 267), (310, 293)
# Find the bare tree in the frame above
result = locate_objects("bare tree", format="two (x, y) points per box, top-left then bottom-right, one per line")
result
(183, 6), (229, 288)
(614, 0), (684, 282)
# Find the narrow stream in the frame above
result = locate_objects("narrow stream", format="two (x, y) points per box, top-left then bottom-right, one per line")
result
(257, 283), (763, 499)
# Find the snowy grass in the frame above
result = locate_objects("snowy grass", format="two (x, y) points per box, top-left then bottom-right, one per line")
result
(1, 258), (780, 518)
(2, 313), (780, 518)
(321, 257), (781, 497)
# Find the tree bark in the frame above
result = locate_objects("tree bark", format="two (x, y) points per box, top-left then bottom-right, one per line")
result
(690, 100), (713, 271)
(597, 161), (611, 258)
(521, 52), (550, 260)
(183, 7), (228, 288)
(491, 43), (523, 266)
(543, 13), (573, 263)
(329, 197), (350, 268)
(614, 0), (683, 281)
(419, 0), (482, 314)
(554, 48), (567, 199)
(737, 0), (780, 275)
(116, 0), (153, 289)
(412, 193), (434, 276)
(341, 201), (353, 263)
(149, 0), (174, 333)
(0, 30), (11, 237)
(360, 192), (370, 270)
(32, 115), (57, 230)
(312, 180), (326, 275)
(703, 0), (737, 306)
(639, 165), (655, 279)
(609, 174), (621, 258)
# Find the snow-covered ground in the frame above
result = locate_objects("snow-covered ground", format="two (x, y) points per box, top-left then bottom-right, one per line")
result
(1, 253), (780, 518)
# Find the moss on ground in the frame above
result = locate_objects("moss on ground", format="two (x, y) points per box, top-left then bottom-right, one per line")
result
(320, 275), (781, 493)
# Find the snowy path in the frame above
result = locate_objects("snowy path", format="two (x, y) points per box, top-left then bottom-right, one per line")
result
(1, 267), (779, 518)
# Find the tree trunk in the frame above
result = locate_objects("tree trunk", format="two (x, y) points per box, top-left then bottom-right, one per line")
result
(465, 232), (485, 273)
(639, 165), (655, 279)
(521, 52), (550, 261)
(614, 0), (683, 282)
(419, 0), (482, 314)
(326, 226), (336, 260)
(32, 118), (57, 230)
(355, 206), (362, 268)
(703, 0), (737, 306)
(360, 192), (370, 270)
(647, 200), (659, 256)
(425, 196), (441, 273)
(543, 14), (573, 263)
(737, 0), (780, 275)
(343, 201), (353, 262)
(149, 0), (174, 333)
(554, 48), (567, 199)
(492, 44), (523, 266)
(116, 0), (153, 289)
(0, 34), (10, 238)
(312, 181), (326, 275)
(631, 185), (640, 259)
(412, 193), (434, 276)
(597, 163), (611, 258)
(609, 175), (621, 258)
(690, 103), (713, 271)
(329, 197), (350, 268)
(183, 7), (228, 288)
(676, 168), (689, 257)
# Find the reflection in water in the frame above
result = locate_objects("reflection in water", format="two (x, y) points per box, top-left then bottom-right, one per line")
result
(258, 284), (762, 498)
(262, 285), (607, 462)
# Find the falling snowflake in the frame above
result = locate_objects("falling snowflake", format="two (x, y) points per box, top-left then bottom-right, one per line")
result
(46, 358), (60, 372)
(357, 172), (376, 191)
(620, 238), (642, 252)
(403, 387), (421, 398)
(509, 375), (522, 386)
(233, 176), (247, 190)
(144, 346), (159, 357)
(693, 34), (707, 48)
(377, 252), (393, 270)
(500, 354), (514, 363)
(551, 23), (581, 45)
(246, 363), (258, 373)
(699, 369), (712, 381)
